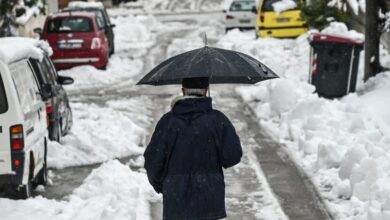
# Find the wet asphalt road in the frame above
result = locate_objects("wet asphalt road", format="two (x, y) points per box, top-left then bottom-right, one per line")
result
(34, 12), (331, 220)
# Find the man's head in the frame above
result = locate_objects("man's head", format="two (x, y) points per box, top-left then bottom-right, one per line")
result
(182, 77), (209, 97)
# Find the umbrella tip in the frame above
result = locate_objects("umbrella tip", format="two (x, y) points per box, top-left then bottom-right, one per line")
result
(202, 32), (208, 46)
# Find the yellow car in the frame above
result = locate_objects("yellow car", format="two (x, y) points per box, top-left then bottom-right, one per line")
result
(256, 0), (307, 38)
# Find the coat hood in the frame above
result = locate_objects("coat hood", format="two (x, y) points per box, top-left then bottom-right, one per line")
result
(171, 96), (212, 122)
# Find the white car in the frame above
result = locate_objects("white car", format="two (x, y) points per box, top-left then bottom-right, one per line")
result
(224, 0), (257, 32)
(0, 38), (50, 199)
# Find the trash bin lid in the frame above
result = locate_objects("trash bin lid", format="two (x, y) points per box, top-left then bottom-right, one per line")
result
(309, 33), (364, 45)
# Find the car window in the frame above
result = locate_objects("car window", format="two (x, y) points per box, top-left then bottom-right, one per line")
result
(230, 1), (256, 11)
(29, 58), (48, 86)
(262, 0), (300, 12)
(0, 74), (8, 114)
(9, 61), (41, 114)
(41, 57), (58, 85)
(48, 17), (93, 33)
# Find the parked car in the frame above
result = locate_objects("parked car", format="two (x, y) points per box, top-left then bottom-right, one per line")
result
(0, 38), (49, 199)
(62, 1), (116, 56)
(37, 12), (110, 70)
(224, 0), (257, 32)
(29, 54), (74, 143)
(256, 0), (307, 38)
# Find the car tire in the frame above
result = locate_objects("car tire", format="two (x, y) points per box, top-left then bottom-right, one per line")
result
(35, 144), (48, 186)
(110, 43), (115, 56)
(55, 122), (62, 144)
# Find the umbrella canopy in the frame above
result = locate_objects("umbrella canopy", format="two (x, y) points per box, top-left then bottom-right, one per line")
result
(137, 46), (278, 85)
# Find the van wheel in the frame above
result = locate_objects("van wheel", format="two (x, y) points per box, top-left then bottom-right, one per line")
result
(35, 145), (48, 186)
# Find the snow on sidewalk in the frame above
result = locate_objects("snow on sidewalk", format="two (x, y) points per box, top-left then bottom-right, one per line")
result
(0, 160), (157, 220)
(48, 97), (154, 169)
(220, 24), (390, 219)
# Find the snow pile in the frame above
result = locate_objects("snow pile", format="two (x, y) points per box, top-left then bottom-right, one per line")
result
(272, 0), (297, 14)
(112, 15), (155, 54)
(222, 24), (390, 219)
(68, 1), (104, 9)
(0, 160), (156, 220)
(0, 37), (51, 63)
(48, 97), (153, 169)
(321, 22), (364, 42)
(59, 56), (143, 91)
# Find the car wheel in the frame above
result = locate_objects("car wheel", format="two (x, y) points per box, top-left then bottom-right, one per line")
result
(56, 123), (62, 144)
(110, 43), (115, 56)
(35, 144), (48, 186)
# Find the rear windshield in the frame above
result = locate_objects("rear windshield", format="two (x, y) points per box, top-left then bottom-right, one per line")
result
(230, 1), (256, 11)
(262, 0), (300, 12)
(48, 17), (93, 33)
(0, 75), (8, 113)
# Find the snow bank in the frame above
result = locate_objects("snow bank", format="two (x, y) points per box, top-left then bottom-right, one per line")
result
(0, 160), (156, 220)
(223, 24), (390, 219)
(272, 0), (297, 14)
(48, 97), (153, 169)
(68, 1), (104, 9)
(321, 22), (364, 42)
(0, 37), (52, 63)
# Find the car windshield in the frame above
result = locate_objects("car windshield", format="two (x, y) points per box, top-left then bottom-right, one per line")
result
(230, 1), (256, 11)
(0, 74), (7, 113)
(262, 0), (300, 12)
(48, 17), (93, 33)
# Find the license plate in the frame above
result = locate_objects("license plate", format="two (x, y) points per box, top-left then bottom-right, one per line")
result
(239, 19), (251, 23)
(276, 18), (290, 23)
(58, 43), (82, 49)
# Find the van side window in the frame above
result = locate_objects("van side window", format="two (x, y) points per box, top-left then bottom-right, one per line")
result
(42, 56), (58, 85)
(9, 61), (42, 114)
(0, 75), (8, 113)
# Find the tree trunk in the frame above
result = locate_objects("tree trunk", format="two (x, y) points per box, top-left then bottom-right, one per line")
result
(364, 0), (382, 81)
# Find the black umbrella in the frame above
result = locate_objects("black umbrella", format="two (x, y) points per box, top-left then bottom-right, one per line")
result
(137, 46), (278, 86)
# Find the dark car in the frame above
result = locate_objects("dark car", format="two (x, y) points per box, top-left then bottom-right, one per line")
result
(62, 2), (115, 55)
(29, 55), (74, 142)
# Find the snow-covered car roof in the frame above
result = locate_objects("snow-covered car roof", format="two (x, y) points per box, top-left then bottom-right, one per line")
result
(0, 37), (53, 64)
(68, 1), (104, 9)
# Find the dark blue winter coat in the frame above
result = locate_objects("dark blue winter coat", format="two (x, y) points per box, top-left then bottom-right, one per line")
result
(144, 96), (242, 220)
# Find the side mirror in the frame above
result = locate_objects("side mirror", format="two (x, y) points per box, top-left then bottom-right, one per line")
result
(110, 24), (116, 28)
(58, 76), (74, 85)
(33, 27), (42, 36)
(251, 6), (257, 14)
(41, 84), (53, 100)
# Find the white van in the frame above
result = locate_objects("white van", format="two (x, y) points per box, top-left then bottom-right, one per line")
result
(0, 38), (49, 199)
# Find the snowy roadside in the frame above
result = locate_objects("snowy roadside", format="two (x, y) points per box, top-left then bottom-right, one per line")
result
(221, 24), (390, 219)
(0, 160), (157, 220)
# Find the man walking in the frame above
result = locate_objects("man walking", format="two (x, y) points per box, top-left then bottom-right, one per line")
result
(144, 77), (242, 220)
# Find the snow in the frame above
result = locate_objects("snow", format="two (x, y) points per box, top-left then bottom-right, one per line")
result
(321, 22), (364, 41)
(68, 1), (104, 9)
(0, 160), (157, 220)
(48, 98), (152, 169)
(16, 6), (40, 25)
(0, 37), (52, 63)
(223, 23), (390, 219)
(272, 0), (297, 14)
